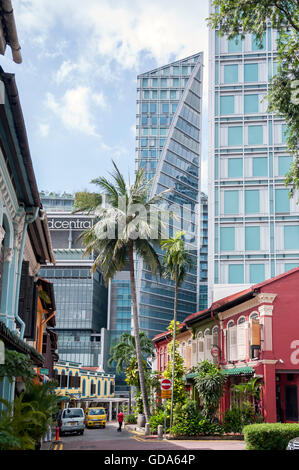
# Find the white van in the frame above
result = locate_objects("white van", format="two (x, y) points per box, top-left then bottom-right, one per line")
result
(58, 407), (85, 436)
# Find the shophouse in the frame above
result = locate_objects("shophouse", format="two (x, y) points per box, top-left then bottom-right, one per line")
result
(153, 267), (299, 423)
(54, 361), (126, 420)
(0, 67), (55, 404)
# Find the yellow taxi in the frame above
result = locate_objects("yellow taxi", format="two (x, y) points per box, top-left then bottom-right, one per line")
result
(85, 407), (107, 428)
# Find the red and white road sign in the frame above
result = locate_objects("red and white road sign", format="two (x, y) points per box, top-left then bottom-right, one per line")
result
(161, 378), (172, 390)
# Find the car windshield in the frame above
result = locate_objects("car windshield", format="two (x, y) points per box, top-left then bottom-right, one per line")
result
(89, 409), (105, 415)
(63, 409), (83, 418)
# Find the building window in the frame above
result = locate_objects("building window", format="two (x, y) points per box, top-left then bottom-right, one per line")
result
(220, 95), (234, 115)
(248, 125), (263, 145)
(278, 156), (292, 176)
(244, 63), (258, 82)
(275, 189), (290, 213)
(244, 94), (259, 114)
(284, 226), (299, 250)
(252, 157), (268, 177)
(245, 189), (260, 214)
(245, 226), (260, 251)
(224, 190), (239, 214)
(228, 264), (244, 284)
(224, 64), (238, 83)
(249, 264), (265, 283)
(228, 126), (243, 146)
(220, 227), (235, 251)
(228, 35), (242, 53)
(252, 33), (266, 51)
(228, 158), (243, 177)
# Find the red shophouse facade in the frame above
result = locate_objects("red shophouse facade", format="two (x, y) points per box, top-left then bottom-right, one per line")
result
(152, 268), (299, 423)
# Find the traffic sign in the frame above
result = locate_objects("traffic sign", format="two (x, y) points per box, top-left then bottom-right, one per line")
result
(161, 378), (172, 390)
(161, 389), (171, 399)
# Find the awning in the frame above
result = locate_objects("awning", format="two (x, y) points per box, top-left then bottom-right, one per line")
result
(183, 366), (254, 381)
(221, 367), (254, 376)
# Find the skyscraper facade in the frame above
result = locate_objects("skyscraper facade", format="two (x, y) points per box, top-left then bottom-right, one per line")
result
(208, 6), (299, 304)
(39, 193), (108, 367)
(135, 52), (204, 338)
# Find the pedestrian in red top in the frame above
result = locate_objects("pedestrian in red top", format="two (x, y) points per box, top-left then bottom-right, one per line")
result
(117, 411), (124, 432)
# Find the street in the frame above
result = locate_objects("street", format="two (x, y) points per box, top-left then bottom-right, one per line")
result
(46, 421), (246, 451)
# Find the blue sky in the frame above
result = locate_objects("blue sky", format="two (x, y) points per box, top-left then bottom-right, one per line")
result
(1, 0), (209, 195)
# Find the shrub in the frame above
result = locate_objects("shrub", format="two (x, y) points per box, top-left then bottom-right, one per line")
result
(124, 414), (137, 424)
(171, 418), (224, 437)
(243, 423), (299, 450)
(149, 409), (169, 434)
(223, 402), (256, 434)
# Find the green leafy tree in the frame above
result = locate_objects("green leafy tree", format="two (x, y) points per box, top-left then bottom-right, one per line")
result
(78, 161), (169, 422)
(73, 191), (102, 214)
(194, 360), (226, 421)
(161, 232), (191, 429)
(108, 329), (154, 414)
(0, 349), (35, 385)
(163, 321), (188, 407)
(208, 0), (299, 196)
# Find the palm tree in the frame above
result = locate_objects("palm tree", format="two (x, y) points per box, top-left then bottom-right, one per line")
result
(160, 231), (192, 429)
(108, 332), (154, 413)
(78, 161), (170, 422)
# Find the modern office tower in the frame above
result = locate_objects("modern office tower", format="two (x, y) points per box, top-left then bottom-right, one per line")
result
(39, 193), (108, 368)
(199, 192), (208, 310)
(208, 5), (299, 304)
(135, 52), (204, 338)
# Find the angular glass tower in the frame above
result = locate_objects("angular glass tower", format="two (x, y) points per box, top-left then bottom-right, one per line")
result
(208, 2), (299, 304)
(135, 52), (204, 338)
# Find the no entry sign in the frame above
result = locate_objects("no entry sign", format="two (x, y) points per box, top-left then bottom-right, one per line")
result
(161, 378), (172, 390)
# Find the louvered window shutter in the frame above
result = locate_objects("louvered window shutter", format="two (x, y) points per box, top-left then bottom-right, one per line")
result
(230, 326), (238, 361)
(205, 335), (213, 361)
(191, 340), (197, 366)
(237, 324), (246, 360)
(197, 339), (204, 362)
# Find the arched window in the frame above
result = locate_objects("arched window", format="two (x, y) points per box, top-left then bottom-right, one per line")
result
(163, 347), (167, 369)
(82, 379), (86, 396)
(104, 380), (107, 396)
(204, 328), (210, 336)
(197, 331), (204, 362)
(90, 380), (95, 396)
(68, 371), (73, 389)
(160, 347), (164, 371)
(238, 316), (246, 324)
(249, 311), (259, 321)
(228, 320), (234, 328)
(75, 372), (79, 389)
(98, 380), (101, 396)
(61, 370), (66, 388)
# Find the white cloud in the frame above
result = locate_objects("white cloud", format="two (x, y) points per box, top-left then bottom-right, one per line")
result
(39, 123), (50, 137)
(45, 86), (101, 137)
(15, 0), (209, 73)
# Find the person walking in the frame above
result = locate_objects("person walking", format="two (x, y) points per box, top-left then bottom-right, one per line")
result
(117, 411), (124, 432)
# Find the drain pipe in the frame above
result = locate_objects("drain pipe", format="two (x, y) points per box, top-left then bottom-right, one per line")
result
(14, 207), (39, 339)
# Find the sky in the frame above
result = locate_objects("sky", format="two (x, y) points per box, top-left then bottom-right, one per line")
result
(1, 0), (210, 195)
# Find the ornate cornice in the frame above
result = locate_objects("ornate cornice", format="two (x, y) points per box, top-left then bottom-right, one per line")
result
(217, 293), (277, 321)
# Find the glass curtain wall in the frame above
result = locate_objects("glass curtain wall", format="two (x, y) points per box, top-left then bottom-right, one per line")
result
(135, 53), (204, 338)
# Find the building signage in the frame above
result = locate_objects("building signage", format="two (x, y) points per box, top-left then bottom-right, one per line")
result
(48, 218), (93, 230)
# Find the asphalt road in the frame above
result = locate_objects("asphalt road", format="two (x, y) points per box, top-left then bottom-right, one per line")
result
(53, 421), (246, 451)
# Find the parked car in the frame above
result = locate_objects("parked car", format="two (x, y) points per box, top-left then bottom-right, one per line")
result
(57, 407), (85, 436)
(85, 407), (107, 428)
(286, 437), (299, 450)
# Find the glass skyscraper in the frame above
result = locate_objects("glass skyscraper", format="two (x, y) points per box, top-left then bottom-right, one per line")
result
(135, 52), (204, 338)
(208, 3), (299, 304)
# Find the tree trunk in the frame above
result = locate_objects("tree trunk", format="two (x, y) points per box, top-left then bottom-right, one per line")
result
(170, 271), (178, 430)
(128, 241), (151, 423)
